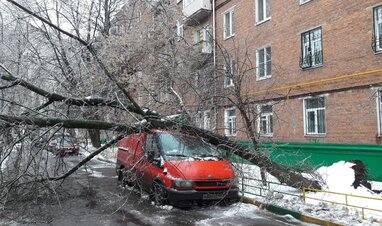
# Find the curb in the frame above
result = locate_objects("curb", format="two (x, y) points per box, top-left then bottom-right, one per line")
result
(242, 196), (343, 226)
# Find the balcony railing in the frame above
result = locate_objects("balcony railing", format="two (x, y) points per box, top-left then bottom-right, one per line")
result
(183, 0), (212, 26)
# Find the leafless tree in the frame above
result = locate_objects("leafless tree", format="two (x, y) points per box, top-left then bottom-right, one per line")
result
(0, 0), (321, 215)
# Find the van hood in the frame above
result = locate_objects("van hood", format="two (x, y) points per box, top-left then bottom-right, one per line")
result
(166, 160), (235, 180)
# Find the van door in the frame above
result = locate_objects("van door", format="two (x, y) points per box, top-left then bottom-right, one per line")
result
(135, 133), (161, 191)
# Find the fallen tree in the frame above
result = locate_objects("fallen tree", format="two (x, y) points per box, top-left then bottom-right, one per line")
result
(0, 0), (321, 191)
(0, 113), (321, 189)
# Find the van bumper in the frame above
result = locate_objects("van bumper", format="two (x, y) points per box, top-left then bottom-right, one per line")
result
(165, 187), (240, 207)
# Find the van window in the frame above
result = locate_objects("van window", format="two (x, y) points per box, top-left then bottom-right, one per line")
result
(145, 134), (160, 157)
(158, 133), (222, 159)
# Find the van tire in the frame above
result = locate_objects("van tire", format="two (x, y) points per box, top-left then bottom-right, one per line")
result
(152, 180), (168, 206)
(121, 169), (135, 187)
(117, 168), (123, 182)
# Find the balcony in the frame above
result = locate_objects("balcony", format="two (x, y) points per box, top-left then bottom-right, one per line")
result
(183, 0), (212, 26)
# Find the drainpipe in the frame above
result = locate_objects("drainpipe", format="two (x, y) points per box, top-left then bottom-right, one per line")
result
(212, 0), (218, 133)
(212, 0), (216, 67)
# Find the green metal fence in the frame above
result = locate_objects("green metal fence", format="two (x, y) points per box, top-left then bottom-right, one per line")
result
(237, 141), (382, 181)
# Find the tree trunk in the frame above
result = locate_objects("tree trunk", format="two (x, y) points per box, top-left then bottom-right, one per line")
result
(149, 118), (321, 190)
(88, 129), (101, 148)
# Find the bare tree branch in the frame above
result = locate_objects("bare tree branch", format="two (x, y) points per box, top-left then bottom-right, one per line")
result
(48, 135), (124, 181)
(0, 114), (141, 132)
(0, 64), (145, 114)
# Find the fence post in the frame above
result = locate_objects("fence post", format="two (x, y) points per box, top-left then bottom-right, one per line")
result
(303, 187), (306, 203)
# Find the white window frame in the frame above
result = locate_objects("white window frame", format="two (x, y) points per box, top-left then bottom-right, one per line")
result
(183, 0), (195, 7)
(255, 0), (270, 24)
(223, 9), (235, 39)
(303, 97), (326, 135)
(224, 107), (236, 136)
(203, 110), (211, 130)
(301, 27), (323, 69)
(257, 104), (273, 137)
(195, 112), (202, 128)
(299, 0), (312, 5)
(194, 26), (212, 53)
(256, 45), (272, 80)
(374, 5), (382, 52)
(176, 19), (184, 40)
(224, 59), (235, 87)
(377, 90), (382, 135)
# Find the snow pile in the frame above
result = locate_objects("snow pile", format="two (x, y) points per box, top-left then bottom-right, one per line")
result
(316, 161), (356, 192)
(305, 161), (382, 222)
(238, 161), (382, 225)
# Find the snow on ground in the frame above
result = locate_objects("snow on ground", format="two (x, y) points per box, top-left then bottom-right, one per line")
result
(238, 161), (382, 225)
(194, 203), (263, 226)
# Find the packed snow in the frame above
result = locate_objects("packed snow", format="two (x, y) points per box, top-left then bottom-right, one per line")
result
(239, 161), (382, 225)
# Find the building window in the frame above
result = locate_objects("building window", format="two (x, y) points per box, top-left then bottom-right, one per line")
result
(374, 5), (382, 52)
(256, 46), (272, 80)
(258, 105), (273, 136)
(300, 0), (312, 5)
(183, 0), (195, 7)
(256, 0), (270, 23)
(304, 97), (326, 135)
(224, 59), (235, 87)
(301, 27), (323, 69)
(195, 112), (202, 128)
(176, 19), (184, 39)
(203, 111), (211, 130)
(224, 107), (236, 136)
(224, 9), (235, 39)
(194, 26), (212, 53)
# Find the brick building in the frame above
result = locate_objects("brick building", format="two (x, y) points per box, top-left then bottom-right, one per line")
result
(177, 0), (382, 145)
(111, 0), (382, 145)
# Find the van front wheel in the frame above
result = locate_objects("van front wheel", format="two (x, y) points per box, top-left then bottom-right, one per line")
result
(152, 180), (168, 206)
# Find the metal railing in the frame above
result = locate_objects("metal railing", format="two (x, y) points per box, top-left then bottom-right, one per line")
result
(240, 176), (382, 223)
(241, 176), (301, 199)
(303, 187), (382, 223)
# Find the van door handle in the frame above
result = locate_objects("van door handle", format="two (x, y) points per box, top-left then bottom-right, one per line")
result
(119, 147), (129, 152)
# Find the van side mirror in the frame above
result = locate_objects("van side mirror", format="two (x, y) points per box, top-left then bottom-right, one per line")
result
(147, 151), (163, 168)
(217, 144), (232, 160)
(147, 150), (155, 162)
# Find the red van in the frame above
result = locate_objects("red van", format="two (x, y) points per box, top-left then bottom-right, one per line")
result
(116, 130), (240, 207)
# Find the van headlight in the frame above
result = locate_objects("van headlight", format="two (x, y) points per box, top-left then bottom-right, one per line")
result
(173, 180), (193, 189)
(230, 177), (239, 187)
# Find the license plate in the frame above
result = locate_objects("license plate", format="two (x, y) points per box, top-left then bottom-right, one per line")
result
(202, 193), (225, 200)
(65, 149), (73, 153)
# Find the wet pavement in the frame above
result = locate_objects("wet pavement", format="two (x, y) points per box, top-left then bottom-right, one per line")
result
(3, 155), (310, 226)
(40, 156), (309, 226)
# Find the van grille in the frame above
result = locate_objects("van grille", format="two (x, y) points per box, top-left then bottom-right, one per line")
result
(195, 181), (228, 187)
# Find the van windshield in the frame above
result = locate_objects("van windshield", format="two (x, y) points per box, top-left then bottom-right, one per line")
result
(158, 133), (222, 160)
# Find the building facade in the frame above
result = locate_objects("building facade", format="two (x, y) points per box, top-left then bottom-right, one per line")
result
(110, 0), (382, 145)
(178, 0), (382, 144)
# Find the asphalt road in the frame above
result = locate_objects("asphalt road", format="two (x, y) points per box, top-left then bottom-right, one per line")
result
(1, 155), (310, 226)
(35, 155), (309, 226)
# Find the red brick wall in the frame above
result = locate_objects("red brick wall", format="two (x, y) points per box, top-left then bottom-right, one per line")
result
(177, 0), (382, 144)
(270, 88), (381, 144)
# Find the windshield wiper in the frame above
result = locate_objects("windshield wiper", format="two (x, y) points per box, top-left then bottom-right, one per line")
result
(197, 154), (222, 159)
(166, 154), (190, 158)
